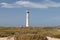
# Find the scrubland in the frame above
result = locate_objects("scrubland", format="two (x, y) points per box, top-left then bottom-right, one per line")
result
(0, 26), (60, 40)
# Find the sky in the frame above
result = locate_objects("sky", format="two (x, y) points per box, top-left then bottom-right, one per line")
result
(0, 0), (60, 26)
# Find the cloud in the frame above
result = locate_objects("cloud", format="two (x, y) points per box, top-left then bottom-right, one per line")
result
(15, 1), (47, 8)
(0, 3), (14, 8)
(44, 0), (60, 7)
(0, 0), (60, 8)
(0, 2), (21, 8)
(0, 1), (47, 8)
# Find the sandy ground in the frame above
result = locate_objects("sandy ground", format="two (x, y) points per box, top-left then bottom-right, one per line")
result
(47, 36), (60, 40)
(0, 36), (60, 40)
(0, 36), (14, 40)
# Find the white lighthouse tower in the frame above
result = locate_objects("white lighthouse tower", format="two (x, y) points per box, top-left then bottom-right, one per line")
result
(26, 9), (30, 27)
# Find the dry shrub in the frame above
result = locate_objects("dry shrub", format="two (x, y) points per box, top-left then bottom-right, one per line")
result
(16, 34), (48, 40)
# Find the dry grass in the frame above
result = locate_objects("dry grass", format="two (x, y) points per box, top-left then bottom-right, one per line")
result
(0, 27), (60, 40)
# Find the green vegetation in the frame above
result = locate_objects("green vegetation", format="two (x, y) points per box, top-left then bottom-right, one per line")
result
(0, 26), (60, 40)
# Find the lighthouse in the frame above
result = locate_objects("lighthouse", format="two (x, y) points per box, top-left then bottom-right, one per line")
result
(26, 9), (30, 27)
